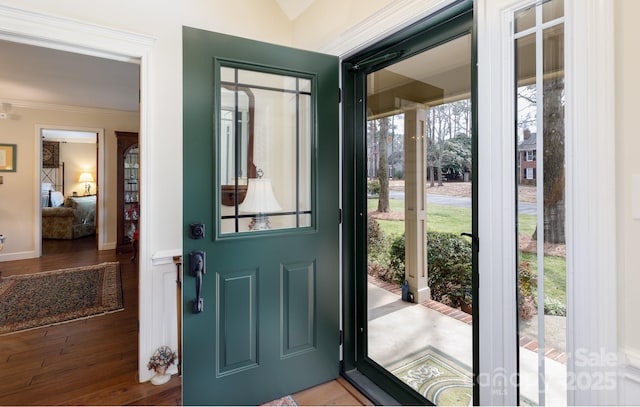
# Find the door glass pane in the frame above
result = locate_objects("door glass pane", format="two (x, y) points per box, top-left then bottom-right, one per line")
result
(515, 2), (566, 405)
(366, 34), (473, 405)
(515, 5), (535, 33)
(218, 66), (313, 235)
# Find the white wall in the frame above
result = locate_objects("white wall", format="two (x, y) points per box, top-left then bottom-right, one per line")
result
(615, 0), (640, 402)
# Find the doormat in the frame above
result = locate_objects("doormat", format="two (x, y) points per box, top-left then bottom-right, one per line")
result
(0, 262), (123, 335)
(261, 395), (297, 406)
(392, 346), (472, 406)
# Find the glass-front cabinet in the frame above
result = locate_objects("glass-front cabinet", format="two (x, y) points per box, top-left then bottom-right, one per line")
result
(116, 131), (139, 253)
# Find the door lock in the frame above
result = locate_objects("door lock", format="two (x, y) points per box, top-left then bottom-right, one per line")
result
(189, 222), (205, 239)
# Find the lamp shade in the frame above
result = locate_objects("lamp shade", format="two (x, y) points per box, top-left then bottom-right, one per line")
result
(79, 172), (94, 183)
(239, 178), (281, 213)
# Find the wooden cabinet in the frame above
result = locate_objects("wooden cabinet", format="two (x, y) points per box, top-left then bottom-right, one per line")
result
(116, 131), (139, 253)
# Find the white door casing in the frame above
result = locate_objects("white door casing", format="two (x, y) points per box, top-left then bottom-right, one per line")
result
(0, 4), (162, 382)
(477, 0), (617, 404)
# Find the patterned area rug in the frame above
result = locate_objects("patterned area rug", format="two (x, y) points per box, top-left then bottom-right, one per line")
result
(392, 346), (472, 406)
(0, 262), (123, 335)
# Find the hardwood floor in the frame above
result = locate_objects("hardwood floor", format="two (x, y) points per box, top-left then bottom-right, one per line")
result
(0, 238), (181, 406)
(0, 238), (371, 406)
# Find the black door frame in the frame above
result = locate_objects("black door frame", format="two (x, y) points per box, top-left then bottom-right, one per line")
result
(340, 1), (478, 404)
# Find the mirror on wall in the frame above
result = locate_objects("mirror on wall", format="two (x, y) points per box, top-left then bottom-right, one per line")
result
(220, 85), (255, 206)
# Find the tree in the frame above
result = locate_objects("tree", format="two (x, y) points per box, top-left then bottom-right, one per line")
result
(426, 99), (472, 186)
(442, 133), (472, 178)
(426, 105), (448, 186)
(540, 77), (565, 243)
(520, 79), (565, 244)
(377, 116), (390, 212)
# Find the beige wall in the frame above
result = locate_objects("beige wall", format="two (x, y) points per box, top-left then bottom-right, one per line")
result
(58, 141), (96, 197)
(616, 0), (640, 361)
(291, 0), (393, 50)
(0, 104), (138, 255)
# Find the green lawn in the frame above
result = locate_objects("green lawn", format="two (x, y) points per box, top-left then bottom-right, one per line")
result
(519, 252), (566, 305)
(368, 198), (565, 311)
(368, 199), (537, 237)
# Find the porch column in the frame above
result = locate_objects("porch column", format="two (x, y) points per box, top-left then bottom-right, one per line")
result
(403, 108), (429, 303)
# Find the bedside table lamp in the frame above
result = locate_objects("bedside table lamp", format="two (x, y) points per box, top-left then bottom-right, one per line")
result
(79, 172), (94, 195)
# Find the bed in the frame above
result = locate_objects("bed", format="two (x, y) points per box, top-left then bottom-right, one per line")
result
(41, 162), (64, 208)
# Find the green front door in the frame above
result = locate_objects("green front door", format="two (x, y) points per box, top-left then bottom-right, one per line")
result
(182, 27), (339, 405)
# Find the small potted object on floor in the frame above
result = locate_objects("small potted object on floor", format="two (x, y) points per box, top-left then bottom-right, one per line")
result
(147, 345), (177, 385)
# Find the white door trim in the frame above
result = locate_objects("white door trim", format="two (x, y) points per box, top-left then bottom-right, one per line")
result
(565, 0), (617, 404)
(477, 0), (617, 404)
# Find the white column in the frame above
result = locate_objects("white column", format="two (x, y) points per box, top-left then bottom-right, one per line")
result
(403, 108), (429, 303)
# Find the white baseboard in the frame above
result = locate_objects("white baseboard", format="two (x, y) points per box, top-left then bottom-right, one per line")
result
(99, 241), (116, 250)
(620, 364), (640, 404)
(619, 348), (640, 404)
(0, 250), (37, 262)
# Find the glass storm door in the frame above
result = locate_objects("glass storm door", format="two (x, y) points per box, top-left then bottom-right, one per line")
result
(342, 3), (478, 405)
(182, 27), (339, 405)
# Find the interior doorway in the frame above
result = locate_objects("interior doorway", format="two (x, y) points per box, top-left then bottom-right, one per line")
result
(40, 128), (99, 257)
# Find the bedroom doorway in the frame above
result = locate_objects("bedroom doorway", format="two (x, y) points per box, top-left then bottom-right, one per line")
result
(39, 127), (101, 258)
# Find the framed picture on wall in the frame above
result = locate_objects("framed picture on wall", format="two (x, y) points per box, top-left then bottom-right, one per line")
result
(42, 141), (59, 168)
(0, 144), (16, 172)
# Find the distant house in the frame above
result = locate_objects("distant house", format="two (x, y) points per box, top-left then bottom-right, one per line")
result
(518, 129), (537, 185)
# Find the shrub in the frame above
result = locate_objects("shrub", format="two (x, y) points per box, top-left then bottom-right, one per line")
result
(517, 262), (566, 318)
(544, 297), (566, 316)
(367, 218), (395, 281)
(426, 232), (472, 308)
(367, 218), (385, 254)
(367, 179), (380, 196)
(387, 234), (406, 285)
(518, 261), (537, 320)
(389, 232), (472, 307)
(386, 231), (538, 314)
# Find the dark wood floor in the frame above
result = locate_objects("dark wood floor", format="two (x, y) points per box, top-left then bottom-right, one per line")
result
(0, 237), (371, 406)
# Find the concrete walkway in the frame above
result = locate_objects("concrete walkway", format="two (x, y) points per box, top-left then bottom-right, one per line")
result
(367, 282), (567, 405)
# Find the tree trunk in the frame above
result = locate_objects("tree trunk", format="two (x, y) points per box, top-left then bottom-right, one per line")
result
(532, 77), (565, 244)
(377, 117), (390, 213)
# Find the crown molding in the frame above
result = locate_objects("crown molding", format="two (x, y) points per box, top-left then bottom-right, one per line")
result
(1, 98), (138, 114)
(0, 4), (154, 62)
(319, 0), (457, 58)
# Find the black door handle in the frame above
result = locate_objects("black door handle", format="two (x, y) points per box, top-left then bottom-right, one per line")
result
(460, 232), (479, 251)
(189, 250), (206, 313)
